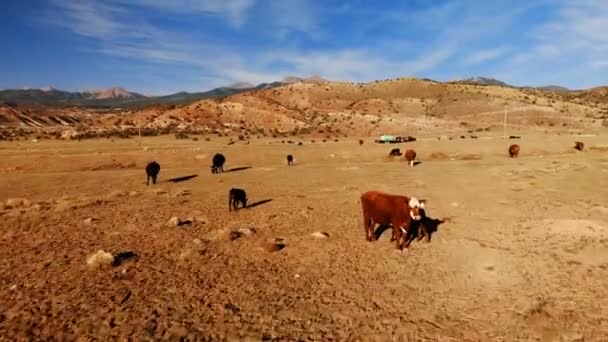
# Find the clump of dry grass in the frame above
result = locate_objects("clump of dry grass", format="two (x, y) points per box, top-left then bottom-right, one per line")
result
(428, 152), (449, 160)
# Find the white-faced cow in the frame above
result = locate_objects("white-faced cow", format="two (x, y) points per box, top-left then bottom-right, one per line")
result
(360, 190), (427, 250)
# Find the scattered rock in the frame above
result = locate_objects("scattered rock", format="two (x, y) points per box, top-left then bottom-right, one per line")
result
(261, 238), (286, 252)
(237, 227), (256, 236)
(83, 217), (98, 224)
(451, 202), (460, 207)
(591, 206), (608, 215)
(112, 251), (137, 267)
(227, 227), (257, 241)
(128, 191), (139, 196)
(173, 190), (191, 197)
(151, 189), (168, 195)
(168, 216), (193, 227)
(5, 198), (30, 209)
(168, 217), (182, 227)
(311, 232), (330, 239)
(193, 216), (208, 224)
(86, 250), (115, 268)
(9, 284), (17, 291)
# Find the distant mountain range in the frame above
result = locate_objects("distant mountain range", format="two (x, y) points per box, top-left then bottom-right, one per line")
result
(0, 82), (288, 108)
(456, 77), (572, 91)
(1, 75), (577, 109)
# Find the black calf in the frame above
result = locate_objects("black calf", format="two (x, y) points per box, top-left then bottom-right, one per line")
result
(229, 188), (248, 211)
(287, 154), (294, 166)
(146, 161), (160, 185)
(211, 153), (226, 174)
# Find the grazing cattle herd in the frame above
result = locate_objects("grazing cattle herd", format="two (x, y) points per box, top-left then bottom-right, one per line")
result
(143, 137), (585, 250)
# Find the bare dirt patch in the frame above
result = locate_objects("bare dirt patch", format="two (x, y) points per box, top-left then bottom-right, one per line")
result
(1, 132), (607, 340)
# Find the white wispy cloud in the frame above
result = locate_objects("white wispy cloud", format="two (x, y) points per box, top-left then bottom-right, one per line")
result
(110, 0), (256, 28)
(497, 0), (608, 87)
(266, 0), (322, 40)
(464, 47), (512, 65)
(40, 0), (606, 93)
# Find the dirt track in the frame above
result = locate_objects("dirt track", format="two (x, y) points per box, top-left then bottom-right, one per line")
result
(1, 132), (607, 341)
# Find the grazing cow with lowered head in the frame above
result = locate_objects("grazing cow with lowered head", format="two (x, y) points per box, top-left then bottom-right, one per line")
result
(228, 188), (247, 211)
(405, 149), (416, 167)
(145, 161), (160, 185)
(360, 191), (427, 250)
(508, 144), (520, 158)
(389, 148), (402, 157)
(211, 153), (226, 174)
(287, 154), (294, 166)
(574, 141), (584, 151)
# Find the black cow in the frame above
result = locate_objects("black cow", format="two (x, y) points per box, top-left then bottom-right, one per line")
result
(229, 188), (248, 211)
(211, 153), (226, 174)
(145, 161), (160, 185)
(287, 154), (294, 166)
(389, 148), (402, 156)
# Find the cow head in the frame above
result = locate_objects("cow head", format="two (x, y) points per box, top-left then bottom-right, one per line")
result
(408, 197), (426, 221)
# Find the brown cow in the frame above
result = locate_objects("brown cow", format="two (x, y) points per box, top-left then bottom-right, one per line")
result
(360, 191), (427, 250)
(508, 144), (520, 158)
(574, 141), (584, 151)
(405, 149), (416, 166)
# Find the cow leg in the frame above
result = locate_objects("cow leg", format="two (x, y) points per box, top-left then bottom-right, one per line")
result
(363, 213), (372, 241)
(370, 221), (379, 241)
(146, 176), (149, 185)
(392, 222), (402, 250)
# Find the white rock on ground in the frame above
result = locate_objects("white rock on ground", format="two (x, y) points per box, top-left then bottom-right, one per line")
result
(168, 217), (182, 227)
(83, 217), (97, 224)
(5, 198), (30, 209)
(86, 250), (115, 268)
(311, 231), (330, 239)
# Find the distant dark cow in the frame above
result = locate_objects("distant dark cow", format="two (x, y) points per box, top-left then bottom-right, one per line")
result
(211, 153), (226, 174)
(287, 154), (294, 166)
(389, 148), (402, 157)
(145, 161), (160, 185)
(228, 188), (247, 211)
(405, 149), (416, 167)
(574, 141), (584, 151)
(508, 144), (520, 158)
(360, 191), (427, 250)
(359, 139), (364, 146)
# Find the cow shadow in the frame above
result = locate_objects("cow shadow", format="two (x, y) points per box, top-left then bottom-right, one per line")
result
(413, 161), (422, 166)
(224, 166), (252, 173)
(246, 199), (273, 209)
(167, 175), (198, 183)
(373, 224), (393, 240)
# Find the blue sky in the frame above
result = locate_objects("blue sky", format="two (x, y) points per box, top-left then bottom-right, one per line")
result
(1, 0), (607, 95)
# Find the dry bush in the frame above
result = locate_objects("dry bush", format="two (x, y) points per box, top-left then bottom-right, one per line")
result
(428, 152), (449, 160)
(457, 154), (482, 160)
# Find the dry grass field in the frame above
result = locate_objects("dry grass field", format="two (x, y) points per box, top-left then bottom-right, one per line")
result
(1, 131), (608, 340)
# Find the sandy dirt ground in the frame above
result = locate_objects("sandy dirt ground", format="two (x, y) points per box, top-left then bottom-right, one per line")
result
(1, 131), (608, 341)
